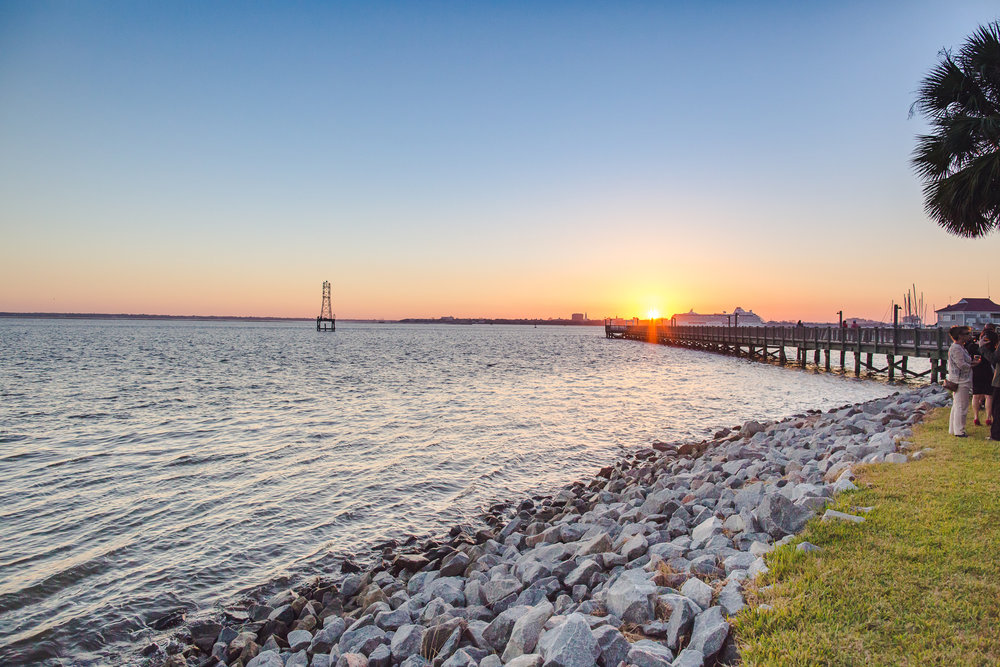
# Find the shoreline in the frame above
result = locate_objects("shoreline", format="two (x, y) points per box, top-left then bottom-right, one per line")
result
(145, 385), (949, 667)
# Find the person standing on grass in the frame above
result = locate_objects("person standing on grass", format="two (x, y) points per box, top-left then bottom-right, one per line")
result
(948, 325), (979, 437)
(968, 329), (994, 426)
(979, 325), (1000, 441)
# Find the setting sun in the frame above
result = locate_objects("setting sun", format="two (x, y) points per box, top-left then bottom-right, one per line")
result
(646, 308), (661, 320)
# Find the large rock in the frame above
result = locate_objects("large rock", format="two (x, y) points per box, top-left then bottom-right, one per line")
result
(680, 578), (713, 611)
(691, 517), (723, 545)
(502, 601), (554, 662)
(723, 552), (757, 575)
(287, 629), (313, 652)
(626, 640), (674, 667)
(482, 606), (531, 651)
(564, 560), (601, 588)
(421, 619), (466, 663)
(688, 606), (730, 659)
(426, 577), (466, 607)
(822, 509), (865, 524)
(336, 655), (369, 667)
(661, 594), (699, 651)
(718, 580), (745, 616)
(484, 577), (523, 606)
(324, 616), (347, 645)
(605, 576), (657, 624)
(439, 649), (476, 667)
(536, 613), (600, 667)
(246, 651), (283, 667)
(592, 626), (630, 667)
(390, 624), (425, 662)
(339, 625), (387, 655)
(375, 607), (411, 631)
(368, 644), (392, 667)
(506, 656), (544, 667)
(755, 493), (812, 538)
(620, 534), (648, 561)
(441, 551), (471, 577)
(394, 554), (431, 572)
(575, 532), (612, 556)
(671, 648), (705, 667)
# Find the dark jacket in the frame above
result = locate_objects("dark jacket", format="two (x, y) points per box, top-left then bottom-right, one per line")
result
(979, 339), (1000, 387)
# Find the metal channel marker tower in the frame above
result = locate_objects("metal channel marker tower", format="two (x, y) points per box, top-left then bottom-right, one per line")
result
(316, 281), (336, 331)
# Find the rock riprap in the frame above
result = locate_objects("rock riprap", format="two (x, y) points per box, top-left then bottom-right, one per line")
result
(149, 386), (948, 667)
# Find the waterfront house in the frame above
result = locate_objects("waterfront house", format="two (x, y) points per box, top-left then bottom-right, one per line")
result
(935, 297), (1000, 329)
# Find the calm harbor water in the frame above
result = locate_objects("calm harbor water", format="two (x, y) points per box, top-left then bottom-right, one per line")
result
(0, 319), (897, 665)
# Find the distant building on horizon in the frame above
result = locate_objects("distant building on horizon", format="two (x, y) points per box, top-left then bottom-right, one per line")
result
(671, 306), (765, 327)
(571, 313), (585, 322)
(935, 298), (1000, 329)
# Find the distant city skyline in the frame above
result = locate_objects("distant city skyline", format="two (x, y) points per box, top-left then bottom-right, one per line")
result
(1, 1), (998, 321)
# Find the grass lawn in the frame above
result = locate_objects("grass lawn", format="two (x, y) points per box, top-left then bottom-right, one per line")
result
(732, 407), (1000, 666)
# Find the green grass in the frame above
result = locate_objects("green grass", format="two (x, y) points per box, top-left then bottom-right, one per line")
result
(732, 408), (1000, 666)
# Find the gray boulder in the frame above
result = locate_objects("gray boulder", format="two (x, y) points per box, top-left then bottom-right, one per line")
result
(440, 649), (477, 667)
(339, 625), (387, 655)
(688, 606), (730, 659)
(400, 657), (430, 667)
(426, 577), (466, 607)
(367, 644), (391, 667)
(592, 625), (630, 667)
(336, 655), (369, 667)
(691, 517), (723, 545)
(575, 532), (612, 556)
(536, 613), (599, 667)
(661, 594), (699, 651)
(620, 533), (648, 561)
(246, 651), (284, 667)
(324, 617), (348, 645)
(605, 576), (656, 624)
(671, 648), (705, 667)
(723, 552), (757, 575)
(756, 493), (812, 538)
(375, 607), (411, 631)
(680, 577), (713, 611)
(505, 655), (544, 667)
(718, 580), (745, 616)
(441, 551), (471, 577)
(287, 629), (313, 652)
(482, 605), (531, 651)
(484, 577), (523, 606)
(564, 560), (601, 588)
(626, 641), (674, 667)
(822, 509), (865, 524)
(502, 601), (554, 662)
(390, 624), (425, 662)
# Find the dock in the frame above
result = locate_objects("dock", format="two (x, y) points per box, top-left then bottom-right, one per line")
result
(605, 321), (951, 382)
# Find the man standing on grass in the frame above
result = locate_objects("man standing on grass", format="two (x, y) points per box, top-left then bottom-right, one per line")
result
(948, 325), (978, 437)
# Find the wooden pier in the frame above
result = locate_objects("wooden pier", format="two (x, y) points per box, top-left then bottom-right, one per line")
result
(605, 321), (951, 382)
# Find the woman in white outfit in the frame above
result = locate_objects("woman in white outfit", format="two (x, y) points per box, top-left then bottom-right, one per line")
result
(948, 325), (980, 437)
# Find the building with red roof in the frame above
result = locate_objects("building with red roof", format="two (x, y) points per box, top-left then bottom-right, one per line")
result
(935, 298), (1000, 329)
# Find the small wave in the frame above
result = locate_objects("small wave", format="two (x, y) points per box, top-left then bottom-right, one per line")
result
(165, 451), (245, 467)
(67, 413), (112, 420)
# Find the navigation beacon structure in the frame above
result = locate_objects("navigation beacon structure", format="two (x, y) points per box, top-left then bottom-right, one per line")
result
(316, 281), (336, 331)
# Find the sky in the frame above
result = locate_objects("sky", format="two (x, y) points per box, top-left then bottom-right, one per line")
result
(1, 1), (998, 322)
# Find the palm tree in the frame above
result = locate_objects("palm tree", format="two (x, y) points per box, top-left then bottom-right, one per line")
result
(912, 22), (1000, 238)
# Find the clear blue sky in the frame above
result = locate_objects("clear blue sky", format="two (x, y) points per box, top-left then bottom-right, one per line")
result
(1, 1), (997, 320)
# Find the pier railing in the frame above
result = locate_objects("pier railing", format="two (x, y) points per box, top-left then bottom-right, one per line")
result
(605, 322), (951, 381)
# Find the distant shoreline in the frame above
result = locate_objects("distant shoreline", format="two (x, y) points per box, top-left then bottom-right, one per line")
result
(0, 313), (605, 326)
